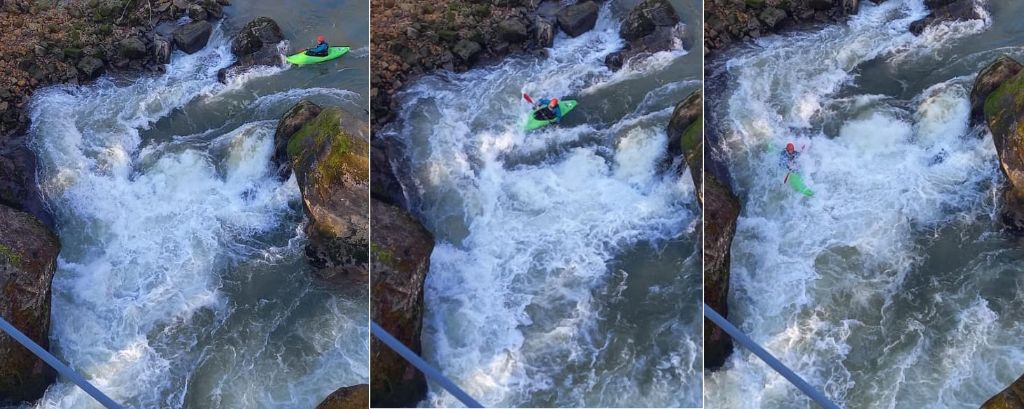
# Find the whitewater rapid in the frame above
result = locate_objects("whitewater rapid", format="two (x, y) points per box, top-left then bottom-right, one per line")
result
(384, 3), (701, 407)
(705, 0), (1024, 408)
(28, 25), (367, 409)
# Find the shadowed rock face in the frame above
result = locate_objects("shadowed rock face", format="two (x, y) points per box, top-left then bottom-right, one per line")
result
(971, 55), (1022, 124)
(316, 384), (370, 409)
(370, 200), (433, 408)
(556, 1), (599, 37)
(981, 61), (1024, 232)
(0, 204), (59, 404)
(278, 101), (370, 283)
(217, 16), (285, 83)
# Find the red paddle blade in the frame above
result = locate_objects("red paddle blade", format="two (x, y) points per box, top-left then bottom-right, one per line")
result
(523, 93), (534, 104)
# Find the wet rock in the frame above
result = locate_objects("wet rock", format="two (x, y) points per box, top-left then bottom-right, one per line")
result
(186, 4), (206, 21)
(153, 38), (172, 64)
(981, 372), (1024, 409)
(0, 205), (59, 404)
(983, 68), (1024, 231)
(218, 17), (285, 83)
(370, 199), (432, 408)
(370, 135), (407, 208)
(231, 17), (284, 57)
(203, 0), (223, 18)
(667, 91), (702, 178)
(909, 0), (979, 36)
(535, 17), (556, 48)
(498, 17), (530, 43)
(556, 1), (599, 37)
(172, 20), (213, 54)
(971, 56), (1022, 125)
(605, 50), (624, 71)
(620, 0), (679, 41)
(286, 106), (370, 283)
(760, 7), (788, 29)
(452, 39), (482, 62)
(273, 100), (323, 179)
(118, 37), (148, 60)
(77, 56), (105, 79)
(317, 384), (369, 409)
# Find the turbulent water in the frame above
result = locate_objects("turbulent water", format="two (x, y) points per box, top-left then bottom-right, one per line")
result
(707, 0), (1024, 408)
(382, 1), (702, 407)
(23, 2), (369, 408)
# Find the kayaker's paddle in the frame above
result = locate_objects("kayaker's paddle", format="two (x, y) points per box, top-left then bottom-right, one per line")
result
(523, 93), (534, 105)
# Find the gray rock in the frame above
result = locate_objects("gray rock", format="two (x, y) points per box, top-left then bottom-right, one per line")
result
(620, 0), (679, 41)
(172, 20), (213, 54)
(759, 7), (787, 28)
(556, 1), (600, 38)
(76, 56), (105, 79)
(535, 16), (556, 48)
(118, 37), (148, 60)
(230, 17), (284, 57)
(498, 17), (529, 43)
(153, 38), (172, 64)
(452, 39), (482, 62)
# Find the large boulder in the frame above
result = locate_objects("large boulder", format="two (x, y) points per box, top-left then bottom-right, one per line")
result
(317, 384), (369, 409)
(909, 0), (980, 36)
(0, 205), (59, 404)
(971, 56), (1022, 124)
(172, 20), (213, 54)
(370, 199), (432, 408)
(498, 17), (530, 43)
(556, 1), (600, 37)
(535, 17), (556, 48)
(702, 104), (740, 370)
(218, 17), (285, 82)
(983, 68), (1024, 231)
(667, 91), (702, 181)
(118, 37), (148, 60)
(620, 0), (679, 41)
(285, 105), (370, 283)
(77, 56), (105, 80)
(230, 16), (284, 56)
(982, 372), (1024, 409)
(451, 39), (482, 63)
(273, 100), (323, 179)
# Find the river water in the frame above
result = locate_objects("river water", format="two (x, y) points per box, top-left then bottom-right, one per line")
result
(380, 0), (702, 407)
(24, 2), (368, 408)
(706, 0), (1024, 408)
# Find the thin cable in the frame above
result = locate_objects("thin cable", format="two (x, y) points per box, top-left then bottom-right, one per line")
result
(370, 321), (484, 408)
(0, 316), (124, 409)
(704, 303), (841, 409)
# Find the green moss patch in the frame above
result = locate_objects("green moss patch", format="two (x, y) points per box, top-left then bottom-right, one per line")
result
(0, 244), (22, 267)
(288, 108), (370, 187)
(985, 71), (1024, 121)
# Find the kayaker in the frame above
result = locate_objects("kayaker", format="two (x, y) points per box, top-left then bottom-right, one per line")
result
(780, 143), (800, 171)
(306, 35), (329, 56)
(533, 98), (562, 121)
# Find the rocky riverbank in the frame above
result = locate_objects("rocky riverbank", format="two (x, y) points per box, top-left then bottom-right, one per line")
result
(369, 0), (683, 126)
(704, 0), (981, 55)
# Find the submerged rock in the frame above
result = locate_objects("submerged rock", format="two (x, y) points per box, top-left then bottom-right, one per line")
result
(982, 66), (1024, 231)
(173, 20), (213, 54)
(971, 55), (1022, 124)
(284, 104), (370, 283)
(556, 1), (599, 37)
(982, 372), (1024, 409)
(370, 199), (432, 407)
(317, 384), (369, 409)
(0, 205), (59, 404)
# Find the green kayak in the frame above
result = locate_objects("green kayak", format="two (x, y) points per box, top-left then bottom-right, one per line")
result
(786, 172), (814, 197)
(286, 46), (350, 65)
(525, 100), (578, 131)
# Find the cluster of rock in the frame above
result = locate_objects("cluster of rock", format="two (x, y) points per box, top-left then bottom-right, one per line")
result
(704, 0), (980, 55)
(370, 0), (683, 125)
(217, 16), (286, 82)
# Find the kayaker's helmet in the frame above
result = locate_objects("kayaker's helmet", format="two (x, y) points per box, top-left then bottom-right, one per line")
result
(550, 98), (559, 107)
(317, 35), (326, 43)
(786, 143), (795, 153)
